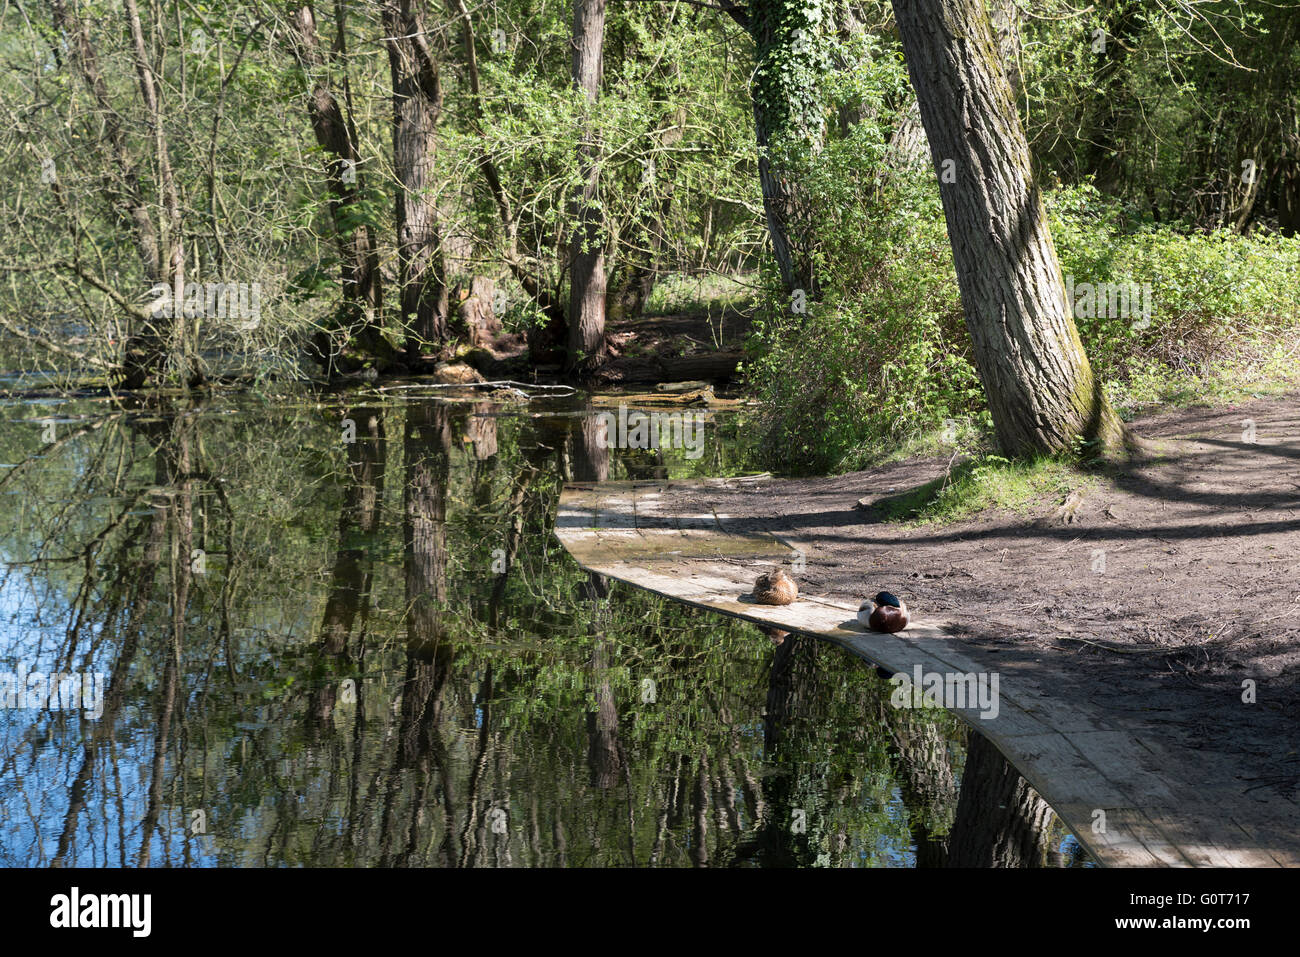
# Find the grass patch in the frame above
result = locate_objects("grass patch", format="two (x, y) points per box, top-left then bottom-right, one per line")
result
(880, 454), (1092, 526)
(1109, 350), (1300, 420)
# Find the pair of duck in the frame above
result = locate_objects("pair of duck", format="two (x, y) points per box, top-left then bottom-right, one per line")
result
(751, 569), (909, 633)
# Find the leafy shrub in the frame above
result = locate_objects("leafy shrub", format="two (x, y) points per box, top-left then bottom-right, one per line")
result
(746, 173), (984, 475)
(749, 173), (1300, 475)
(1050, 183), (1300, 384)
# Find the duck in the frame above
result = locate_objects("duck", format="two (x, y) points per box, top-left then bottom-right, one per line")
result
(857, 591), (910, 633)
(752, 568), (797, 605)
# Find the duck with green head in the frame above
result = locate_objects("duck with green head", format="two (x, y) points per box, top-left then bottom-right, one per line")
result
(858, 591), (909, 633)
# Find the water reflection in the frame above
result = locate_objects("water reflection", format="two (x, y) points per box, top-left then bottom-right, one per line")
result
(0, 393), (1090, 867)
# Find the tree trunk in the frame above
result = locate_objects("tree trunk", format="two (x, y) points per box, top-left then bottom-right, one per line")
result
(403, 401), (452, 660)
(318, 407), (386, 658)
(573, 411), (610, 483)
(583, 579), (623, 790)
(567, 0), (609, 376)
(287, 4), (389, 372)
(1080, 0), (1145, 193)
(756, 632), (823, 867)
(311, 406), (385, 734)
(457, 276), (502, 347)
(946, 733), (1053, 867)
(989, 0), (1022, 102)
(751, 100), (812, 296)
(606, 260), (653, 322)
(383, 399), (454, 866)
(50, 0), (170, 388)
(890, 0), (1127, 457)
(746, 1), (824, 296)
(886, 98), (930, 171)
(383, 0), (451, 361)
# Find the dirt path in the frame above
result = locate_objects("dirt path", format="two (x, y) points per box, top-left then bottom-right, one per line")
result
(555, 393), (1300, 865)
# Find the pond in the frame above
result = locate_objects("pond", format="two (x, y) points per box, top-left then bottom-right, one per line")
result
(0, 384), (1091, 867)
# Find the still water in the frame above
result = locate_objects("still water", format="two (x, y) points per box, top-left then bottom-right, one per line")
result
(0, 385), (1090, 867)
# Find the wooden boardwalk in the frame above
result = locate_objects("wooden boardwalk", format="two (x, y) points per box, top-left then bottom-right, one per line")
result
(555, 477), (1297, 868)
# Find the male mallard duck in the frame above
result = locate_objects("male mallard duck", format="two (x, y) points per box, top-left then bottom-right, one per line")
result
(858, 591), (909, 633)
(752, 568), (797, 605)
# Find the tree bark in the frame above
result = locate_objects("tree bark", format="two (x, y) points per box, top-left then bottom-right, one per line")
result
(287, 4), (388, 371)
(989, 0), (1022, 102)
(583, 581), (623, 790)
(750, 97), (811, 295)
(567, 0), (609, 376)
(383, 0), (451, 360)
(119, 0), (191, 387)
(50, 0), (185, 387)
(886, 98), (930, 171)
(573, 411), (611, 483)
(946, 732), (1053, 867)
(890, 0), (1127, 457)
(310, 406), (385, 735)
(318, 408), (385, 658)
(457, 276), (502, 347)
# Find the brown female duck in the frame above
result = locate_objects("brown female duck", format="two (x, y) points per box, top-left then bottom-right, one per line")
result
(752, 568), (798, 605)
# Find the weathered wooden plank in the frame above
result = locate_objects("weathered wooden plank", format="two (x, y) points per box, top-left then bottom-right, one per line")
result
(552, 479), (1298, 869)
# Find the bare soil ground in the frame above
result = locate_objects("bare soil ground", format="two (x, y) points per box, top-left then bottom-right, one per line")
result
(661, 394), (1300, 811)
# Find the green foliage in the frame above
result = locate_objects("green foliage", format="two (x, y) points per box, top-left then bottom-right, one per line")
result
(750, 168), (1299, 475)
(750, 0), (836, 146)
(746, 26), (986, 475)
(463, 3), (760, 323)
(1050, 183), (1300, 390)
(641, 272), (753, 316)
(1021, 1), (1298, 232)
(742, 3), (1300, 476)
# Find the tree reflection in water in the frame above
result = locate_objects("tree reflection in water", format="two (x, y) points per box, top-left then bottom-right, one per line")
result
(0, 396), (1090, 868)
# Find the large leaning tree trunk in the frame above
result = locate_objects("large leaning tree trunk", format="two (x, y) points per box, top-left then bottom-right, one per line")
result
(384, 0), (451, 362)
(890, 0), (1127, 458)
(945, 733), (1053, 867)
(566, 0), (609, 376)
